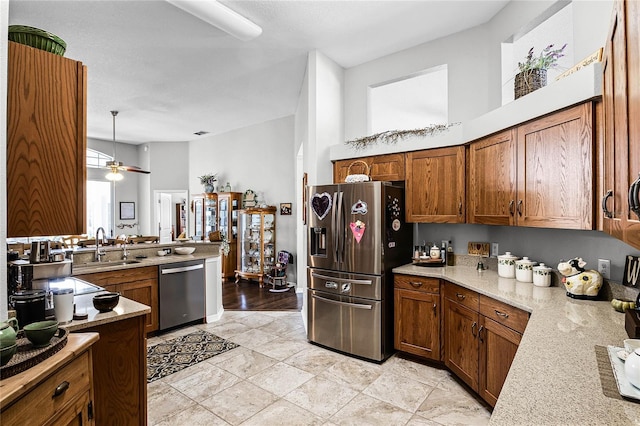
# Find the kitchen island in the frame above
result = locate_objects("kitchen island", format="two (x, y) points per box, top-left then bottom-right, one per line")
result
(61, 292), (150, 425)
(393, 264), (640, 425)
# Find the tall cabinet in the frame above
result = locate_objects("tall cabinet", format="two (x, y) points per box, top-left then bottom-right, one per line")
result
(191, 193), (218, 240)
(7, 41), (87, 237)
(234, 206), (276, 287)
(218, 192), (243, 278)
(601, 0), (640, 249)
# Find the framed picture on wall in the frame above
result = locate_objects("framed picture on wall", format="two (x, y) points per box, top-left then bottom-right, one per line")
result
(120, 202), (135, 220)
(280, 203), (292, 215)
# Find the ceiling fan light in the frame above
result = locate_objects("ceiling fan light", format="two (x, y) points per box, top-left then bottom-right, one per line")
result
(106, 170), (124, 181)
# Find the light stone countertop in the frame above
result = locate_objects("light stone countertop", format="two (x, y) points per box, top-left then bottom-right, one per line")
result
(393, 264), (640, 426)
(71, 252), (218, 275)
(59, 291), (150, 333)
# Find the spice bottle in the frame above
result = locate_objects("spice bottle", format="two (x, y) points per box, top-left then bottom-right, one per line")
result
(446, 241), (454, 266)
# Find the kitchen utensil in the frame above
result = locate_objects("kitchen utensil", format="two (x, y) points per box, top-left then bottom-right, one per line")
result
(93, 292), (120, 312)
(515, 257), (536, 282)
(29, 241), (50, 263)
(498, 252), (519, 278)
(52, 288), (74, 324)
(0, 318), (18, 349)
(11, 290), (46, 328)
(23, 320), (59, 348)
(625, 349), (640, 389)
(532, 263), (552, 287)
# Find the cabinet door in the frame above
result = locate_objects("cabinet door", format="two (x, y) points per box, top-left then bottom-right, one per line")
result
(7, 42), (87, 237)
(468, 130), (517, 226)
(516, 103), (594, 230)
(394, 289), (440, 360)
(118, 278), (159, 334)
(478, 316), (522, 407)
(444, 297), (479, 391)
(333, 154), (405, 183)
(406, 146), (466, 223)
(626, 0), (640, 249)
(47, 390), (93, 426)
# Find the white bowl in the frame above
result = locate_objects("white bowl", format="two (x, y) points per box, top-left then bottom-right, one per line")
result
(175, 247), (195, 255)
(157, 250), (167, 257)
(624, 339), (640, 353)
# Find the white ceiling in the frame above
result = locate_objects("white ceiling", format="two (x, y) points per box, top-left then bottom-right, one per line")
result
(8, 0), (509, 145)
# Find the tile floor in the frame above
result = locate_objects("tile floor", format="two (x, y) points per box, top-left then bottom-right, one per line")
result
(147, 311), (491, 426)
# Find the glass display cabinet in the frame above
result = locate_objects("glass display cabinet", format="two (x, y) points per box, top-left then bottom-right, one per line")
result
(192, 193), (218, 240)
(234, 206), (276, 287)
(218, 192), (243, 279)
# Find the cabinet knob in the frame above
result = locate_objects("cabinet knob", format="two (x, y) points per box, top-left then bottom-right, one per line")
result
(509, 200), (515, 216)
(495, 309), (509, 319)
(458, 201), (463, 215)
(517, 200), (523, 216)
(433, 303), (437, 316)
(52, 381), (70, 398)
(455, 292), (466, 300)
(409, 281), (423, 288)
(479, 325), (485, 343)
(471, 321), (477, 337)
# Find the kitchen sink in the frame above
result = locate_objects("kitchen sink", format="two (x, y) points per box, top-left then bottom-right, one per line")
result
(78, 259), (142, 267)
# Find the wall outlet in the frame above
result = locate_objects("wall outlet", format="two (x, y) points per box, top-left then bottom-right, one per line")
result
(163, 248), (172, 255)
(491, 243), (499, 258)
(598, 259), (611, 279)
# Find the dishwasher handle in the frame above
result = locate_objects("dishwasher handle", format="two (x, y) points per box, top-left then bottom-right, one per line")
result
(161, 264), (204, 274)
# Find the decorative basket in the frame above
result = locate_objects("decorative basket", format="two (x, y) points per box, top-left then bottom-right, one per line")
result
(514, 69), (547, 99)
(345, 160), (371, 183)
(8, 25), (66, 56)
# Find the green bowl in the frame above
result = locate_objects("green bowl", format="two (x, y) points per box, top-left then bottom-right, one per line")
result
(1, 343), (18, 366)
(23, 320), (59, 348)
(8, 25), (66, 56)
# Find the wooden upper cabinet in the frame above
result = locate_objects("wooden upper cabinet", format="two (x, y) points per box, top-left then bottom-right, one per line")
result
(602, 0), (640, 249)
(405, 146), (466, 223)
(333, 153), (405, 183)
(468, 103), (594, 230)
(516, 102), (593, 230)
(467, 130), (517, 225)
(7, 41), (87, 237)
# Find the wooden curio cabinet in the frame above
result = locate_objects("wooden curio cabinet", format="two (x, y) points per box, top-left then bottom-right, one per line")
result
(235, 206), (276, 287)
(7, 41), (87, 237)
(218, 192), (243, 279)
(192, 193), (218, 240)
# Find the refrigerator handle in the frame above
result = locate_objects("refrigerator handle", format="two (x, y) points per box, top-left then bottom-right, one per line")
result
(337, 191), (345, 265)
(332, 192), (339, 266)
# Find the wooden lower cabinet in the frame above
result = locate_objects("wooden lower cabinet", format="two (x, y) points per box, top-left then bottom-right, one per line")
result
(394, 279), (530, 407)
(0, 333), (98, 425)
(478, 316), (522, 407)
(394, 275), (440, 360)
(75, 266), (159, 334)
(80, 315), (147, 425)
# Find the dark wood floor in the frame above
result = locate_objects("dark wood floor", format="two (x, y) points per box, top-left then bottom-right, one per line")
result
(222, 279), (302, 311)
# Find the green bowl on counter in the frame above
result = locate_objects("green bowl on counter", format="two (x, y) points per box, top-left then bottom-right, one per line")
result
(1, 343), (18, 366)
(23, 320), (59, 348)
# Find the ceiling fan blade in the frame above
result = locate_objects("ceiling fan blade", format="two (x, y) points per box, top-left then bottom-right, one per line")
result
(120, 165), (151, 174)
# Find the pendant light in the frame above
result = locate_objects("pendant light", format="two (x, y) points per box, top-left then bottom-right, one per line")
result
(105, 110), (124, 181)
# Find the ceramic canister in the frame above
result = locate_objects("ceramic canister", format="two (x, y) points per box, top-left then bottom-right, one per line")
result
(515, 257), (537, 283)
(533, 263), (553, 287)
(625, 348), (640, 389)
(53, 288), (74, 324)
(498, 252), (519, 278)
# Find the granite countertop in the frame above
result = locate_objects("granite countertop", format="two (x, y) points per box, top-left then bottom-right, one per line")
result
(60, 292), (150, 333)
(393, 264), (640, 425)
(71, 252), (219, 275)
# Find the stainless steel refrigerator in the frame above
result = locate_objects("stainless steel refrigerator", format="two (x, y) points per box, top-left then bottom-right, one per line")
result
(307, 181), (411, 362)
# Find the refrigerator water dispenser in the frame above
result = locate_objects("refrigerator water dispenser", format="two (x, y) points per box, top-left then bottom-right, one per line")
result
(310, 227), (327, 256)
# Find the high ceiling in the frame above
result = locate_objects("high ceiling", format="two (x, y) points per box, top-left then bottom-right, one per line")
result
(8, 0), (509, 144)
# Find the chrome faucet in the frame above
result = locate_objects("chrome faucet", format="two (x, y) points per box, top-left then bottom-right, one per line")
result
(95, 227), (106, 262)
(122, 242), (129, 260)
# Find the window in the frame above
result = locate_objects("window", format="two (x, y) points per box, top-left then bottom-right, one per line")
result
(86, 180), (112, 237)
(87, 148), (112, 168)
(369, 65), (448, 133)
(501, 2), (574, 105)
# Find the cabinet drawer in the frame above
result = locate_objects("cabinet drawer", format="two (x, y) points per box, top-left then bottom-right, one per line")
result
(444, 282), (479, 311)
(479, 295), (529, 334)
(394, 275), (440, 293)
(2, 351), (91, 425)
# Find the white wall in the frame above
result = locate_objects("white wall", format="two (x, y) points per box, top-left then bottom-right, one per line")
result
(1, 0), (9, 320)
(188, 115), (297, 283)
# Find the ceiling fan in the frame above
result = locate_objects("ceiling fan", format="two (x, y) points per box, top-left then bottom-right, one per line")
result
(105, 110), (150, 181)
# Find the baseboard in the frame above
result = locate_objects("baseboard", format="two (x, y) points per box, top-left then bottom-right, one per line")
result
(206, 308), (224, 323)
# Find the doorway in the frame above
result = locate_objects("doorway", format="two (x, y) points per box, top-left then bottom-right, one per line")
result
(153, 190), (188, 242)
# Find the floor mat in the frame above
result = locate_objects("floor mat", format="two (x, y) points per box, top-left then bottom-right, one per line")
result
(147, 330), (238, 383)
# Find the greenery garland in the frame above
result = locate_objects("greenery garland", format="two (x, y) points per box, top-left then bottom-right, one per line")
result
(345, 123), (460, 150)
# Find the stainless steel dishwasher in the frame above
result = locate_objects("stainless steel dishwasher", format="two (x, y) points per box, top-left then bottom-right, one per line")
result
(159, 260), (205, 330)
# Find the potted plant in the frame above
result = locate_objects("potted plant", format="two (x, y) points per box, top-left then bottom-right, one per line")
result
(198, 173), (217, 193)
(515, 43), (567, 99)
